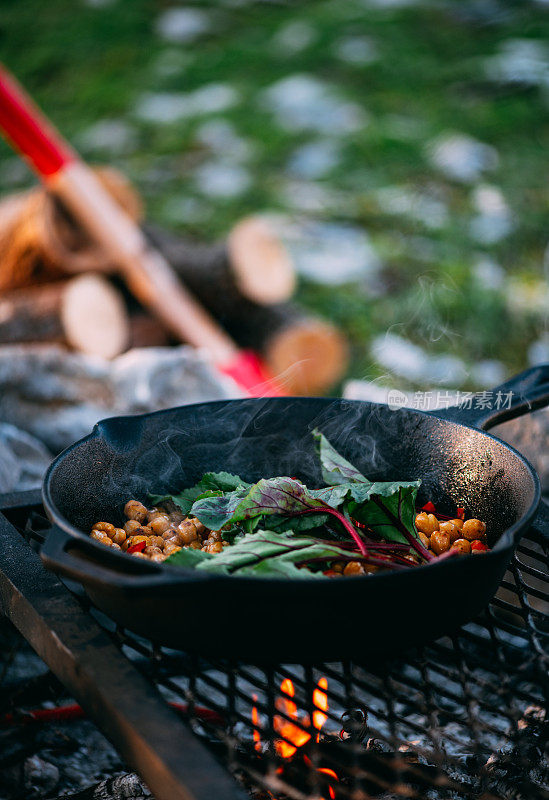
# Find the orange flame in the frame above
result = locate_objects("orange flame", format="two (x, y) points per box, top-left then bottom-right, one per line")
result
(318, 766), (338, 799)
(251, 694), (262, 752)
(312, 676), (328, 741)
(254, 674), (335, 792)
(274, 679), (311, 758)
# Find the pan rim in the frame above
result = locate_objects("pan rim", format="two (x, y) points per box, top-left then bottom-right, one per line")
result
(42, 396), (541, 586)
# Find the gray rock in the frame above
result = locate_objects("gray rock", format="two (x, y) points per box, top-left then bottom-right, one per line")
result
(193, 160), (251, 198)
(371, 333), (468, 384)
(271, 20), (316, 55)
(261, 215), (381, 285)
(0, 344), (240, 454)
(0, 423), (52, 492)
(155, 7), (211, 43)
(287, 139), (342, 179)
(76, 119), (137, 157)
(426, 133), (499, 183)
(259, 74), (368, 135)
(484, 38), (549, 88)
(24, 756), (59, 794)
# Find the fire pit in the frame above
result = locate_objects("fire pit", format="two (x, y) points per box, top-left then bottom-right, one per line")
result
(0, 489), (546, 800)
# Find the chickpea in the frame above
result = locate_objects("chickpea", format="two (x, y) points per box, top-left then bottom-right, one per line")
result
(165, 533), (184, 547)
(221, 541), (230, 547)
(430, 530), (451, 555)
(418, 531), (430, 550)
(451, 538), (471, 555)
(148, 535), (165, 549)
(332, 562), (345, 573)
(164, 543), (182, 556)
(91, 530), (112, 546)
(124, 500), (148, 522)
(193, 519), (207, 536)
(439, 521), (461, 544)
(178, 524), (199, 545)
(462, 519), (487, 541)
(415, 513), (439, 535)
(124, 519), (142, 536)
(450, 518), (464, 531)
(209, 530), (223, 543)
(149, 514), (171, 535)
(112, 528), (127, 545)
(189, 541), (203, 550)
(132, 551), (147, 559)
(205, 542), (223, 554)
(162, 527), (179, 540)
(144, 546), (162, 557)
(92, 521), (115, 536)
(150, 552), (167, 563)
(146, 508), (161, 522)
(110, 542), (122, 551)
(343, 561), (365, 576)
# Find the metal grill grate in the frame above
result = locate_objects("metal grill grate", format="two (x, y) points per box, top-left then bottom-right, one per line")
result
(6, 500), (549, 800)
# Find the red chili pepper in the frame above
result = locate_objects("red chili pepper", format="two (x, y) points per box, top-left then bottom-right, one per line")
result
(421, 501), (436, 513)
(471, 540), (488, 553)
(457, 507), (465, 520)
(127, 541), (146, 554)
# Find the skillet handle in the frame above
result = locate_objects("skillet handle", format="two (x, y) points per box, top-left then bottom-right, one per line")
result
(431, 364), (549, 430)
(41, 526), (189, 591)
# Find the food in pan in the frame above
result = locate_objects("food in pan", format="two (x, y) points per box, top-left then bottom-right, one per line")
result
(90, 430), (489, 577)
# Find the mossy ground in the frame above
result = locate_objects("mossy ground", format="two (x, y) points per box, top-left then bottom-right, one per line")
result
(1, 0), (547, 390)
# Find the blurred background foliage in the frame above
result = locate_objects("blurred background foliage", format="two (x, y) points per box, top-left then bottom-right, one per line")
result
(0, 0), (548, 392)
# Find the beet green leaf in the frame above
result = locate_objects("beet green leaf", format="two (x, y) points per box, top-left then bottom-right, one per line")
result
(313, 428), (367, 485)
(165, 530), (357, 579)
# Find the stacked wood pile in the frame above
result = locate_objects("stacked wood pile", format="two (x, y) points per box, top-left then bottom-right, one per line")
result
(0, 167), (347, 395)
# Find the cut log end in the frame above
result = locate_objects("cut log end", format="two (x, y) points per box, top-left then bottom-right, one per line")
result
(61, 274), (130, 359)
(228, 216), (295, 306)
(264, 318), (348, 396)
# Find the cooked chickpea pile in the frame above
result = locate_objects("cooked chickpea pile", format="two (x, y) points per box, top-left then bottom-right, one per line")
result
(414, 511), (488, 557)
(90, 499), (229, 562)
(90, 499), (489, 574)
(326, 510), (489, 577)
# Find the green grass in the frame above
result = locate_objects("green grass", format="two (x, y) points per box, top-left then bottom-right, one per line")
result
(0, 0), (548, 390)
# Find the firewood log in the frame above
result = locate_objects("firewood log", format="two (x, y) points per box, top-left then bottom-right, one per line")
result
(220, 300), (348, 396)
(0, 168), (294, 306)
(0, 167), (141, 292)
(0, 275), (129, 359)
(145, 221), (348, 394)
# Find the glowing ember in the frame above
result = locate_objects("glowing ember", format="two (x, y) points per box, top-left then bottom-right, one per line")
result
(254, 676), (338, 796)
(252, 694), (262, 752)
(274, 679), (311, 758)
(318, 766), (338, 800)
(312, 676), (328, 740)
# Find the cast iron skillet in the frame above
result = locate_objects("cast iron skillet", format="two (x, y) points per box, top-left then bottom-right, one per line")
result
(41, 366), (549, 662)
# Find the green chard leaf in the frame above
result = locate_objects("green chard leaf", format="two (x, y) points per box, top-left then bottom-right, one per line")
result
(313, 428), (368, 485)
(348, 482), (421, 544)
(190, 476), (329, 530)
(312, 431), (422, 546)
(151, 471), (251, 515)
(165, 530), (354, 579)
